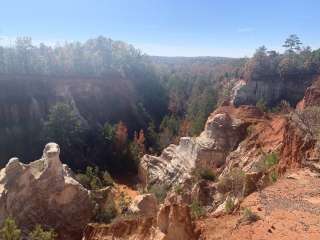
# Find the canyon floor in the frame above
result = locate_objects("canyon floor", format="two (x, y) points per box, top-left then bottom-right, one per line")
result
(200, 169), (320, 240)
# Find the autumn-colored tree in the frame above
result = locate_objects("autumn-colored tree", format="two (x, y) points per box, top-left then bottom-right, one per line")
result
(136, 129), (146, 155)
(179, 119), (191, 137)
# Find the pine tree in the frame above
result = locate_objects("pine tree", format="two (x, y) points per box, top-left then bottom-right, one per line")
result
(29, 225), (57, 240)
(0, 218), (21, 240)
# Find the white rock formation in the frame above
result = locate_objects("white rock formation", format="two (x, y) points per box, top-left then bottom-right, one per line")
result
(139, 112), (247, 187)
(0, 143), (94, 240)
(128, 194), (158, 217)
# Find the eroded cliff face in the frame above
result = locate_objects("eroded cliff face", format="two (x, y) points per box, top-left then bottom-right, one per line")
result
(232, 74), (317, 107)
(296, 77), (320, 110)
(139, 107), (251, 187)
(0, 143), (95, 240)
(82, 194), (200, 240)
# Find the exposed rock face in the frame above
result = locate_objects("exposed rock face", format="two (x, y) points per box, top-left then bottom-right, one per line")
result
(128, 194), (158, 217)
(296, 78), (320, 110)
(82, 196), (199, 240)
(139, 107), (250, 187)
(0, 143), (94, 240)
(156, 203), (198, 240)
(82, 218), (155, 240)
(232, 75), (316, 107)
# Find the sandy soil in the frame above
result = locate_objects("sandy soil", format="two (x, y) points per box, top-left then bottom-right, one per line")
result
(200, 169), (320, 240)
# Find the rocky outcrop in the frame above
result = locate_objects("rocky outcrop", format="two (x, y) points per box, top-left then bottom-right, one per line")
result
(128, 194), (158, 217)
(0, 143), (94, 240)
(82, 196), (199, 240)
(82, 217), (155, 240)
(296, 78), (320, 110)
(139, 106), (251, 187)
(156, 202), (199, 240)
(232, 75), (316, 107)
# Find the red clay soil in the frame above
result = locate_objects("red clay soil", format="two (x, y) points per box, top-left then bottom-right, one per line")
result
(199, 169), (320, 240)
(216, 105), (317, 174)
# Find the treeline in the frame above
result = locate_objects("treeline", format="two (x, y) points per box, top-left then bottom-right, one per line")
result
(243, 34), (320, 81)
(0, 36), (243, 177)
(0, 36), (147, 76)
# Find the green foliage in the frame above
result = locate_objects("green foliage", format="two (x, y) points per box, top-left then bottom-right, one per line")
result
(241, 208), (260, 224)
(225, 198), (235, 214)
(187, 87), (217, 136)
(0, 217), (21, 240)
(29, 225), (57, 240)
(146, 121), (161, 153)
(174, 184), (183, 195)
(193, 168), (216, 182)
(44, 103), (83, 146)
(189, 200), (205, 219)
(243, 35), (320, 85)
(102, 123), (115, 142)
(264, 152), (279, 168)
(269, 170), (278, 183)
(256, 99), (268, 112)
(283, 34), (302, 52)
(76, 166), (114, 190)
(148, 184), (168, 203)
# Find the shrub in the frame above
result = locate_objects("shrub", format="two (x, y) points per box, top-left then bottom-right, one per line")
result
(148, 184), (168, 203)
(225, 198), (235, 214)
(76, 166), (114, 190)
(174, 184), (183, 195)
(264, 152), (279, 168)
(253, 152), (279, 174)
(256, 98), (268, 112)
(190, 200), (205, 219)
(269, 170), (278, 183)
(0, 217), (21, 240)
(241, 208), (260, 224)
(198, 168), (216, 182)
(29, 225), (57, 240)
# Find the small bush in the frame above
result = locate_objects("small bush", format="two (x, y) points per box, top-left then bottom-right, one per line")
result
(29, 225), (57, 240)
(0, 217), (21, 240)
(76, 166), (114, 190)
(148, 184), (168, 203)
(269, 170), (278, 183)
(256, 98), (268, 112)
(241, 208), (260, 224)
(225, 198), (235, 214)
(253, 152), (279, 174)
(190, 200), (205, 219)
(264, 153), (279, 168)
(198, 168), (216, 182)
(174, 184), (183, 195)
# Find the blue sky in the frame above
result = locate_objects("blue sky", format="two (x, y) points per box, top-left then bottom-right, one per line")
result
(0, 0), (319, 57)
